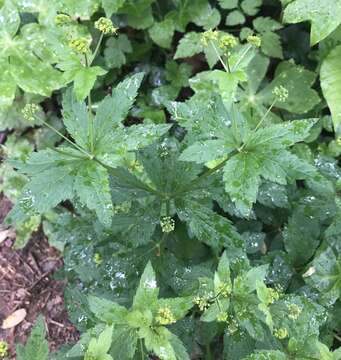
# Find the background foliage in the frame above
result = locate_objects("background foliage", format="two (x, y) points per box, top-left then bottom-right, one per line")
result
(1, 0), (341, 359)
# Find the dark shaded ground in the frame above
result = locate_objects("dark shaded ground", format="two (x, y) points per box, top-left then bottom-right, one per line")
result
(0, 194), (79, 358)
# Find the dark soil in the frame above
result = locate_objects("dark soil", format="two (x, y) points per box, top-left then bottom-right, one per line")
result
(0, 194), (79, 358)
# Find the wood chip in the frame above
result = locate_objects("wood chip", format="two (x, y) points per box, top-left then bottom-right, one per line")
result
(2, 308), (27, 329)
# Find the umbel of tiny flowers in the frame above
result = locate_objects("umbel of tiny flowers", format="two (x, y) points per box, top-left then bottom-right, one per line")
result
(160, 216), (175, 233)
(22, 103), (39, 122)
(155, 307), (176, 325)
(217, 311), (229, 323)
(274, 327), (288, 339)
(201, 29), (219, 46)
(0, 340), (8, 358)
(287, 303), (302, 320)
(247, 34), (261, 48)
(94, 17), (118, 35)
(219, 33), (238, 50)
(69, 37), (90, 54)
(272, 85), (289, 102)
(55, 13), (71, 26)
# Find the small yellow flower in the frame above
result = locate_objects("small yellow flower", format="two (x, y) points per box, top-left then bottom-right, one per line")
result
(247, 35), (261, 47)
(201, 29), (219, 46)
(155, 307), (176, 325)
(93, 253), (103, 266)
(55, 13), (71, 26)
(274, 327), (288, 339)
(287, 303), (301, 320)
(0, 340), (8, 358)
(268, 288), (280, 304)
(160, 216), (175, 233)
(69, 37), (90, 54)
(219, 34), (238, 50)
(94, 17), (118, 35)
(193, 296), (209, 311)
(22, 104), (39, 122)
(217, 283), (232, 298)
(272, 86), (289, 102)
(217, 311), (229, 322)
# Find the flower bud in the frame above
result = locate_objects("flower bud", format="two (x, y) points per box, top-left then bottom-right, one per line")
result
(219, 33), (238, 50)
(55, 13), (71, 26)
(0, 341), (8, 358)
(94, 17), (118, 35)
(160, 216), (175, 233)
(22, 104), (39, 122)
(69, 37), (90, 54)
(201, 29), (219, 46)
(155, 307), (176, 325)
(247, 35), (261, 47)
(272, 85), (289, 102)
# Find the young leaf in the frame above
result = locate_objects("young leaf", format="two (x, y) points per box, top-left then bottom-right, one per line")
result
(16, 316), (49, 360)
(85, 325), (113, 360)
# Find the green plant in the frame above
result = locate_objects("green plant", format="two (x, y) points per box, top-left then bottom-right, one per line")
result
(2, 0), (341, 359)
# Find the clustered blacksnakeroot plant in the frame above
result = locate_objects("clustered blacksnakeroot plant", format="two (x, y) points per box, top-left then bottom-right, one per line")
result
(2, 0), (341, 359)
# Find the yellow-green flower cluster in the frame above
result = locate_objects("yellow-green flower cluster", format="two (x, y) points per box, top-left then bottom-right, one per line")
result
(193, 295), (209, 311)
(113, 201), (131, 214)
(155, 307), (176, 325)
(0, 341), (8, 358)
(274, 327), (288, 339)
(22, 104), (39, 122)
(55, 13), (71, 26)
(160, 216), (175, 233)
(69, 37), (90, 54)
(287, 303), (302, 320)
(219, 33), (238, 50)
(272, 85), (289, 102)
(247, 35), (261, 47)
(268, 287), (280, 304)
(217, 283), (232, 298)
(227, 316), (239, 334)
(93, 253), (103, 266)
(217, 311), (229, 322)
(94, 17), (118, 35)
(201, 29), (219, 46)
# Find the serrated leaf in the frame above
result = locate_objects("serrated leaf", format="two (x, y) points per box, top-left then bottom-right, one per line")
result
(0, 0), (20, 37)
(219, 0), (239, 9)
(226, 10), (246, 26)
(174, 32), (203, 60)
(149, 19), (175, 49)
(102, 0), (125, 16)
(157, 297), (193, 321)
(320, 44), (341, 136)
(241, 0), (262, 16)
(133, 261), (159, 311)
(16, 316), (49, 360)
(73, 66), (106, 101)
(258, 61), (320, 114)
(283, 0), (341, 45)
(104, 34), (132, 69)
(75, 161), (113, 227)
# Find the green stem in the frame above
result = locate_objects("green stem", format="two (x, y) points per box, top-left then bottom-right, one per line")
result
(140, 338), (145, 360)
(210, 40), (230, 73)
(90, 32), (104, 65)
(38, 117), (92, 159)
(232, 44), (252, 72)
(85, 54), (95, 154)
(206, 344), (213, 360)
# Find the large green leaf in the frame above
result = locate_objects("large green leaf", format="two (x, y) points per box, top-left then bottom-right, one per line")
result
(320, 45), (341, 136)
(283, 0), (341, 45)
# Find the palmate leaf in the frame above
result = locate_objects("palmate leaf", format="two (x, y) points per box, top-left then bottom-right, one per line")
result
(16, 316), (49, 360)
(12, 73), (169, 226)
(283, 0), (341, 45)
(177, 94), (318, 216)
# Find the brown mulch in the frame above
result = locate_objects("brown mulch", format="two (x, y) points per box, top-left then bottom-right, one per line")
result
(0, 194), (79, 358)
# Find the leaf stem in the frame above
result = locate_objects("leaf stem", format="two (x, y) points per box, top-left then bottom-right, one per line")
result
(37, 116), (93, 159)
(210, 40), (230, 73)
(85, 54), (95, 154)
(90, 32), (104, 66)
(231, 44), (252, 72)
(140, 338), (145, 360)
